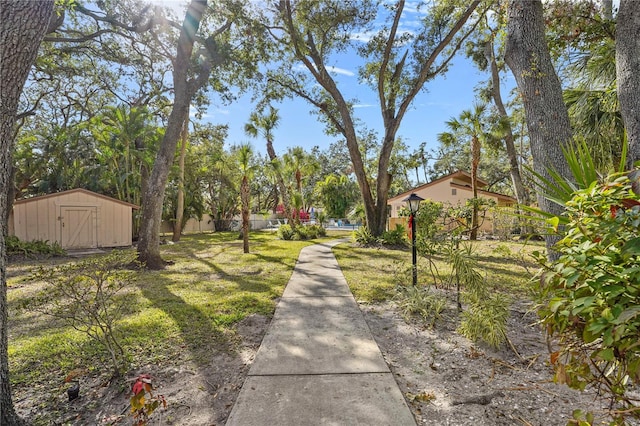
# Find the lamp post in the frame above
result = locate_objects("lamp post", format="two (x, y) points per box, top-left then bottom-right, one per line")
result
(403, 193), (424, 286)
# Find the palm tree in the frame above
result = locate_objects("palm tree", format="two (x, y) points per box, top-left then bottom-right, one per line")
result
(438, 102), (491, 240)
(244, 106), (293, 223)
(237, 144), (254, 254)
(284, 146), (321, 212)
(564, 38), (622, 173)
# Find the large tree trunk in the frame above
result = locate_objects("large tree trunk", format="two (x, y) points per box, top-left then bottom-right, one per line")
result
(505, 0), (573, 260)
(484, 39), (529, 205)
(1, 3), (54, 423)
(265, 139), (293, 223)
(172, 116), (188, 242)
(616, 0), (640, 169)
(137, 0), (207, 269)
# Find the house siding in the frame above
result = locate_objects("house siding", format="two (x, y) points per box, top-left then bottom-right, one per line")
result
(387, 171), (515, 234)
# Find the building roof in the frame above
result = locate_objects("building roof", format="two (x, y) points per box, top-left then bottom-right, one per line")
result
(388, 170), (515, 204)
(13, 188), (140, 209)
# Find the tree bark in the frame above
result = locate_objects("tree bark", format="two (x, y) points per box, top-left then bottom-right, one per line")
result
(265, 139), (293, 223)
(1, 2), (55, 423)
(172, 115), (188, 242)
(616, 0), (640, 169)
(137, 0), (207, 269)
(504, 0), (573, 260)
(484, 39), (529, 205)
(277, 0), (481, 237)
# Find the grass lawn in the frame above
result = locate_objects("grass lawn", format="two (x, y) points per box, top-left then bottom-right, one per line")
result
(7, 230), (350, 390)
(334, 239), (543, 304)
(7, 231), (540, 404)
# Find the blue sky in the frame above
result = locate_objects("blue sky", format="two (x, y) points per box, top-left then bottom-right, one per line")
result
(203, 52), (490, 158)
(159, 0), (506, 158)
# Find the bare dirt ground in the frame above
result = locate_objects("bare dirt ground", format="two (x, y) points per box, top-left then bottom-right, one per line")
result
(15, 297), (618, 425)
(360, 300), (617, 426)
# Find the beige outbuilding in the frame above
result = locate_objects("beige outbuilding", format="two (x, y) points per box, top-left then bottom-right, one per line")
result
(8, 188), (139, 250)
(387, 170), (516, 234)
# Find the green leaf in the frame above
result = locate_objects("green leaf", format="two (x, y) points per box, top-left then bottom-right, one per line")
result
(614, 306), (640, 325)
(595, 347), (615, 362)
(546, 216), (560, 232)
(622, 237), (640, 256)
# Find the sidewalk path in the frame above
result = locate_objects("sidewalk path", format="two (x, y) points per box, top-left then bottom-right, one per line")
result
(226, 240), (416, 425)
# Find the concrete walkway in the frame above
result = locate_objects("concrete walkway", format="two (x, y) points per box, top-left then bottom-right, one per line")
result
(226, 240), (416, 425)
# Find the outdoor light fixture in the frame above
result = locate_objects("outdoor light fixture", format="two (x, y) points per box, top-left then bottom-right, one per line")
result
(403, 193), (424, 286)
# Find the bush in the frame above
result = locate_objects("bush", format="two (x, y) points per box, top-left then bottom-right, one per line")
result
(536, 175), (640, 422)
(277, 224), (295, 240)
(31, 250), (138, 377)
(278, 224), (326, 241)
(7, 235), (65, 257)
(309, 224), (326, 237)
(352, 226), (376, 245)
(379, 224), (408, 246)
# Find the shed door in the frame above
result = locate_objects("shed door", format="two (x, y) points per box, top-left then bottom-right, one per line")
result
(60, 206), (97, 249)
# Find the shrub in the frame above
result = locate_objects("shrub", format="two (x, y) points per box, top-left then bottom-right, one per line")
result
(7, 235), (65, 257)
(536, 175), (640, 422)
(278, 224), (325, 241)
(277, 224), (295, 240)
(414, 199), (444, 241)
(31, 250), (138, 377)
(308, 224), (326, 237)
(352, 226), (375, 245)
(292, 225), (309, 240)
(379, 224), (408, 246)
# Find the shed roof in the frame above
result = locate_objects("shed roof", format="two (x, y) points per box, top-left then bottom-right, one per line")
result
(13, 188), (140, 209)
(388, 170), (515, 204)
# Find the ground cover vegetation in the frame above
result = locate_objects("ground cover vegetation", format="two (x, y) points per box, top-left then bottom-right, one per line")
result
(7, 231), (349, 424)
(2, 0), (640, 423)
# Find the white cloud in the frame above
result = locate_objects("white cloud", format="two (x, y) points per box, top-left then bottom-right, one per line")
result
(353, 103), (376, 108)
(326, 66), (355, 77)
(295, 63), (354, 77)
(350, 31), (376, 43)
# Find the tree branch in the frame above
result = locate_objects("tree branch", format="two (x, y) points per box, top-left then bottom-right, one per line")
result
(378, 0), (404, 126)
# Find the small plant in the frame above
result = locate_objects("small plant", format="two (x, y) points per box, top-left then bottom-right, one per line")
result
(277, 224), (295, 240)
(379, 224), (408, 246)
(7, 235), (65, 257)
(446, 242), (510, 348)
(131, 374), (167, 425)
(394, 285), (446, 327)
(352, 226), (376, 245)
(492, 243), (512, 257)
(31, 250), (137, 377)
(458, 294), (510, 349)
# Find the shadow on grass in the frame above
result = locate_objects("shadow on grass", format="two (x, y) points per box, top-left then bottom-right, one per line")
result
(135, 273), (235, 365)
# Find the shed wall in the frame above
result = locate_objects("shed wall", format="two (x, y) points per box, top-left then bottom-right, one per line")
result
(11, 191), (133, 248)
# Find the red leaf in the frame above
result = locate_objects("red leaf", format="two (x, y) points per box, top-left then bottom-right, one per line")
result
(132, 380), (144, 396)
(621, 198), (640, 209)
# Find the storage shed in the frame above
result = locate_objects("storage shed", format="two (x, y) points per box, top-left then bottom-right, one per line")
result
(9, 189), (139, 249)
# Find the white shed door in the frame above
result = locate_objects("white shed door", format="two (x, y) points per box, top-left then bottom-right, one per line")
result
(60, 206), (97, 249)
